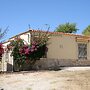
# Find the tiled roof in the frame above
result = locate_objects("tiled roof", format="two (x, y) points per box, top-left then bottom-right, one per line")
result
(30, 29), (90, 38)
(3, 29), (90, 44)
(10, 29), (90, 38)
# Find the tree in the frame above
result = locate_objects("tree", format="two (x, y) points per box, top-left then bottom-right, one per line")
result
(82, 25), (90, 36)
(55, 22), (78, 33)
(0, 27), (8, 42)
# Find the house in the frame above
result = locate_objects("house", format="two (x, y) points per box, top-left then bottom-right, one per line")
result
(1, 29), (90, 72)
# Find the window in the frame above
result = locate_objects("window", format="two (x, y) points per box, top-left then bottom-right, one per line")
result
(28, 34), (30, 43)
(78, 43), (87, 59)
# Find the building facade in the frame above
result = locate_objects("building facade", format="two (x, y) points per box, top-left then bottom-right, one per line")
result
(1, 30), (90, 71)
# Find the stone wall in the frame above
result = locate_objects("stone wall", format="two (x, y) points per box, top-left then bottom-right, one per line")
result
(33, 58), (90, 70)
(1, 51), (13, 72)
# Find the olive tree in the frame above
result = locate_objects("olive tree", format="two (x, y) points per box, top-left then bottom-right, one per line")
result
(55, 22), (78, 33)
(82, 25), (90, 36)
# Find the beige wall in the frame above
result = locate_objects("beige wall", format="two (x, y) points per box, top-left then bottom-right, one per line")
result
(47, 35), (90, 60)
(47, 35), (78, 60)
(87, 42), (90, 60)
(20, 32), (31, 44)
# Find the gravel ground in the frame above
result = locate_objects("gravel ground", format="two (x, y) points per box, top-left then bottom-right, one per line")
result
(0, 67), (90, 90)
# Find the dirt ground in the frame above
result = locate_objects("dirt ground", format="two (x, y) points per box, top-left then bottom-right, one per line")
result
(0, 67), (90, 90)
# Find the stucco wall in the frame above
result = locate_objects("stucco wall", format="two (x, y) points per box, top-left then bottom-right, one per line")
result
(47, 35), (78, 60)
(87, 42), (90, 60)
(20, 32), (31, 44)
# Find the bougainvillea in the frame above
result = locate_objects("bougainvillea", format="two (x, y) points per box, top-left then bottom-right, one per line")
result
(7, 31), (50, 71)
(0, 43), (4, 57)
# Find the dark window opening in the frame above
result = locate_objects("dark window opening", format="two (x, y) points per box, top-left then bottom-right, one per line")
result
(78, 43), (87, 59)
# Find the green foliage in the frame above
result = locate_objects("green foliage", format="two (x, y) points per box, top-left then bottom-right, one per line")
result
(55, 22), (78, 33)
(7, 37), (25, 67)
(82, 25), (90, 36)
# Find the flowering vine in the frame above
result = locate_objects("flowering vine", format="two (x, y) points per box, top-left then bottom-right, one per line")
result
(0, 43), (4, 57)
(7, 31), (50, 71)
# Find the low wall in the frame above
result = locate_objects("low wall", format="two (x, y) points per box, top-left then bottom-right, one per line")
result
(1, 51), (13, 72)
(2, 58), (90, 71)
(33, 58), (90, 70)
(0, 62), (2, 71)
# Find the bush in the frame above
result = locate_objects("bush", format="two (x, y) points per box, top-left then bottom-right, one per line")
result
(0, 43), (4, 57)
(7, 30), (50, 71)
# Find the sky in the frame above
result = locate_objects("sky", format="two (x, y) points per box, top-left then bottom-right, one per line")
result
(0, 0), (90, 40)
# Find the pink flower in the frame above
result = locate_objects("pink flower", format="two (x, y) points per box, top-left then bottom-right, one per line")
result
(31, 45), (35, 49)
(25, 48), (30, 55)
(0, 43), (4, 56)
(30, 48), (34, 52)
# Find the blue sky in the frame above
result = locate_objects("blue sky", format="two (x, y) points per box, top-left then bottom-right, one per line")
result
(0, 0), (90, 40)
